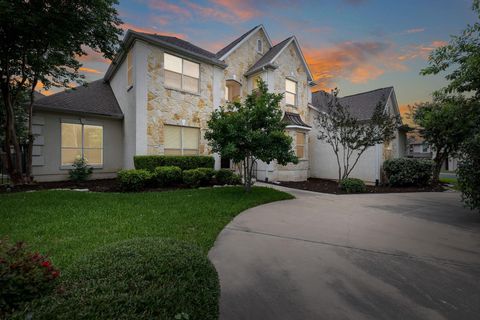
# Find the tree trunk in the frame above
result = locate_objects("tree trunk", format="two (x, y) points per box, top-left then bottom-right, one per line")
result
(2, 89), (24, 184)
(432, 151), (446, 186)
(25, 83), (37, 184)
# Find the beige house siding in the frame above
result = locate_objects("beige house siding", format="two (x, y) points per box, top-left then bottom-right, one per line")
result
(31, 111), (124, 182)
(145, 47), (225, 156)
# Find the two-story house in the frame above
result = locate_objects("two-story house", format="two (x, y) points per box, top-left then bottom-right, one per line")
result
(31, 25), (405, 183)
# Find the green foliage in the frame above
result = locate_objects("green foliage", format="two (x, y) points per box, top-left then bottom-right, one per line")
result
(339, 178), (366, 193)
(0, 239), (59, 318)
(134, 156), (215, 172)
(458, 132), (480, 212)
(68, 157), (93, 182)
(18, 239), (219, 320)
(383, 158), (433, 187)
(421, 0), (480, 97)
(117, 169), (151, 191)
(413, 97), (476, 183)
(183, 168), (211, 188)
(0, 90), (29, 146)
(215, 169), (241, 185)
(206, 79), (297, 191)
(315, 88), (398, 182)
(153, 166), (182, 187)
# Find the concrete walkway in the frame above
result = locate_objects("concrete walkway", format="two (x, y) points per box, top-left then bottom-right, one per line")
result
(209, 185), (480, 320)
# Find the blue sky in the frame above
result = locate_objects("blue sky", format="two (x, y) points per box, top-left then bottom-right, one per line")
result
(70, 0), (477, 112)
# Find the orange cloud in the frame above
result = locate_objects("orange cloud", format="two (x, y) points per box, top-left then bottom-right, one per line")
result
(397, 40), (447, 61)
(120, 23), (186, 38)
(209, 0), (260, 21)
(79, 67), (101, 74)
(148, 0), (192, 18)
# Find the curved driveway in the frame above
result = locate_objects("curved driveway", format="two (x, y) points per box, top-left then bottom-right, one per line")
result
(209, 186), (480, 320)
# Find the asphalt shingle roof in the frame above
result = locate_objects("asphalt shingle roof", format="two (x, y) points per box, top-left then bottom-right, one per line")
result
(216, 25), (261, 59)
(245, 37), (292, 76)
(312, 87), (394, 121)
(34, 80), (123, 118)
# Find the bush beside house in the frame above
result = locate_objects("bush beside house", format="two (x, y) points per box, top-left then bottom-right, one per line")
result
(339, 178), (367, 193)
(383, 158), (433, 187)
(134, 156), (215, 172)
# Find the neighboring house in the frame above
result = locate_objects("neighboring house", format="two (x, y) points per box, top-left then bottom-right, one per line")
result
(31, 25), (406, 183)
(407, 133), (433, 159)
(308, 88), (407, 183)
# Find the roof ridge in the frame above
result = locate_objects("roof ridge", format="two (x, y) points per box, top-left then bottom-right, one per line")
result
(216, 24), (262, 58)
(339, 86), (393, 99)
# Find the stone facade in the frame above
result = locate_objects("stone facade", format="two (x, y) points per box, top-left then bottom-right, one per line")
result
(145, 47), (224, 156)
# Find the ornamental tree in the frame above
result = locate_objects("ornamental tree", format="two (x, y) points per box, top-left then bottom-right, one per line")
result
(205, 79), (297, 192)
(314, 89), (398, 183)
(0, 0), (122, 184)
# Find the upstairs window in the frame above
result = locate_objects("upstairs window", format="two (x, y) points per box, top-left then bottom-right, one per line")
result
(256, 39), (263, 54)
(164, 53), (200, 93)
(61, 123), (103, 166)
(127, 50), (133, 87)
(164, 125), (200, 155)
(225, 80), (241, 102)
(285, 78), (297, 106)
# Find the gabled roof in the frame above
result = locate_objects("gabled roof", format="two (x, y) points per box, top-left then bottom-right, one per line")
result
(104, 30), (227, 81)
(245, 36), (314, 82)
(34, 80), (123, 119)
(312, 87), (396, 121)
(216, 24), (273, 61)
(245, 37), (292, 76)
(282, 111), (311, 129)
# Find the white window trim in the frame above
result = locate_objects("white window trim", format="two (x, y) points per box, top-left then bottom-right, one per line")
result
(285, 78), (297, 107)
(164, 52), (200, 94)
(60, 121), (104, 169)
(256, 39), (263, 54)
(164, 125), (200, 156)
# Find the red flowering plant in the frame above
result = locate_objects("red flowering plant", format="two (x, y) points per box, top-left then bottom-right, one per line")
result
(0, 238), (60, 317)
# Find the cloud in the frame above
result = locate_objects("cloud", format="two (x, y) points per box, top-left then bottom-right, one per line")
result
(79, 67), (101, 74)
(397, 40), (447, 61)
(405, 28), (425, 34)
(148, 0), (192, 18)
(209, 0), (260, 21)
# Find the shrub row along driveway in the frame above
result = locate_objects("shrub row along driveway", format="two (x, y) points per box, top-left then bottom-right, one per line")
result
(209, 187), (480, 320)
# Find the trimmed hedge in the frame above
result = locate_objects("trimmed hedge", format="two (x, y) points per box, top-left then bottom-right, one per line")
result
(18, 238), (219, 320)
(134, 156), (215, 172)
(183, 168), (209, 188)
(383, 158), (433, 187)
(215, 169), (242, 185)
(339, 178), (366, 193)
(153, 166), (182, 187)
(117, 169), (152, 191)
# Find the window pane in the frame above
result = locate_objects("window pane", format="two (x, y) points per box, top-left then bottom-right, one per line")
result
(84, 149), (103, 165)
(286, 79), (296, 93)
(84, 125), (103, 148)
(61, 148), (82, 166)
(183, 59), (199, 78)
(286, 92), (296, 105)
(165, 70), (182, 89)
(164, 53), (182, 73)
(252, 75), (261, 89)
(164, 149), (182, 155)
(183, 127), (199, 150)
(296, 145), (304, 159)
(164, 125), (181, 149)
(61, 123), (82, 148)
(296, 132), (305, 145)
(225, 86), (229, 101)
(183, 75), (199, 93)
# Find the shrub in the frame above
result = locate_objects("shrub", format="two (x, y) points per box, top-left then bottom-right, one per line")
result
(458, 134), (480, 212)
(383, 158), (433, 187)
(197, 168), (215, 183)
(68, 157), (93, 182)
(339, 178), (366, 193)
(0, 239), (59, 317)
(134, 156), (214, 172)
(117, 169), (151, 191)
(153, 166), (182, 187)
(19, 239), (219, 320)
(215, 169), (242, 185)
(183, 168), (208, 188)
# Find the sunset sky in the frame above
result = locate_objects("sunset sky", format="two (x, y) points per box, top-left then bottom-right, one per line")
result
(58, 0), (477, 114)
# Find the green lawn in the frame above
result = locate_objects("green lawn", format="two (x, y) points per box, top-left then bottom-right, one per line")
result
(440, 177), (459, 190)
(0, 186), (293, 268)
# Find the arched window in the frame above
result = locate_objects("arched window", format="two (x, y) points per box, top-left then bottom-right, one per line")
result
(256, 39), (263, 54)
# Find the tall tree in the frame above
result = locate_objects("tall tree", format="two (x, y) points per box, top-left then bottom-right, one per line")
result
(0, 0), (122, 184)
(315, 89), (398, 183)
(413, 96), (475, 185)
(205, 80), (298, 192)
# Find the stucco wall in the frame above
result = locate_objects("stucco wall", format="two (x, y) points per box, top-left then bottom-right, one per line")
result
(145, 46), (224, 156)
(31, 111), (124, 182)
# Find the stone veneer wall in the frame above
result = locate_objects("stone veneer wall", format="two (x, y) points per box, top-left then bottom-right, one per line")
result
(145, 47), (225, 155)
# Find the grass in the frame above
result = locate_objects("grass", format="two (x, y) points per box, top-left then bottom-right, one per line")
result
(0, 186), (293, 268)
(440, 177), (459, 190)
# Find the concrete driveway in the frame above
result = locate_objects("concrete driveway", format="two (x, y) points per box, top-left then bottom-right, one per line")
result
(209, 186), (480, 320)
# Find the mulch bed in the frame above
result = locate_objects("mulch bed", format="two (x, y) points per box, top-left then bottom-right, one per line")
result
(275, 178), (444, 194)
(0, 179), (122, 193)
